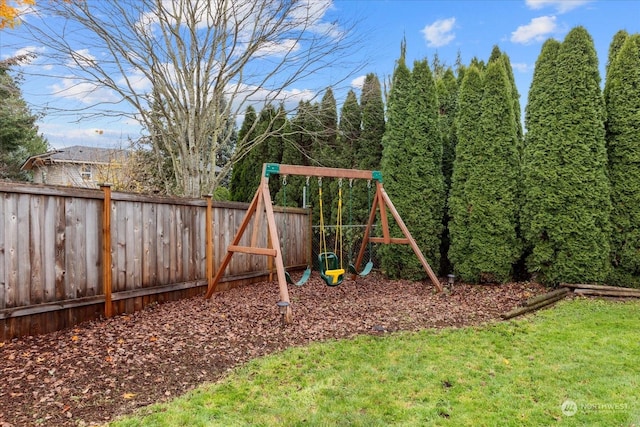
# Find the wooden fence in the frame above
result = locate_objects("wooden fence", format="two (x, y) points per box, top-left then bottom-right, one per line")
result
(0, 181), (310, 341)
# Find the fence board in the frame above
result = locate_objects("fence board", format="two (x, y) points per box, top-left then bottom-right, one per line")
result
(1, 184), (309, 341)
(17, 194), (31, 307)
(85, 200), (100, 297)
(141, 203), (152, 287)
(176, 206), (184, 281)
(5, 194), (18, 308)
(29, 195), (44, 304)
(169, 206), (177, 284)
(114, 199), (126, 292)
(55, 197), (65, 300)
(0, 194), (4, 310)
(43, 195), (56, 302)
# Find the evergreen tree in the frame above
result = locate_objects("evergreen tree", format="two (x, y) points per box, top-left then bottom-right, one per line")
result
(379, 50), (445, 279)
(358, 73), (385, 170)
(499, 52), (523, 143)
(522, 27), (610, 284)
(521, 40), (560, 257)
(605, 30), (629, 80)
(230, 106), (258, 202)
(352, 73), (385, 224)
(277, 100), (319, 209)
(0, 59), (48, 180)
(605, 34), (640, 287)
(459, 59), (521, 282)
(316, 88), (338, 164)
(338, 89), (361, 168)
(436, 67), (459, 276)
(448, 65), (484, 280)
(436, 68), (459, 192)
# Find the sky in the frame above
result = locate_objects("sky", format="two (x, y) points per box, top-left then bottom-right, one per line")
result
(1, 0), (639, 150)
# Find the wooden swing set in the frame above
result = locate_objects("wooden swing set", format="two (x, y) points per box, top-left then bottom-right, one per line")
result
(204, 163), (442, 323)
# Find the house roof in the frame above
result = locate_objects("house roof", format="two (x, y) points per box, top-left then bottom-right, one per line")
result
(21, 145), (128, 171)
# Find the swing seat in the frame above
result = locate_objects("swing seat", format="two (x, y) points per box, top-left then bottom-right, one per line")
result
(348, 260), (374, 277)
(318, 252), (345, 286)
(322, 268), (345, 286)
(285, 266), (312, 286)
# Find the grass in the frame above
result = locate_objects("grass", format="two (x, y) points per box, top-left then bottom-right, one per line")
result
(111, 299), (640, 426)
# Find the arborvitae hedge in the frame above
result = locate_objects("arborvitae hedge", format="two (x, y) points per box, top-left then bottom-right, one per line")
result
(605, 34), (640, 287)
(448, 65), (484, 280)
(357, 73), (385, 170)
(448, 58), (521, 283)
(338, 89), (361, 169)
(230, 106), (258, 202)
(522, 27), (610, 284)
(351, 73), (385, 225)
(380, 54), (444, 279)
(436, 67), (459, 275)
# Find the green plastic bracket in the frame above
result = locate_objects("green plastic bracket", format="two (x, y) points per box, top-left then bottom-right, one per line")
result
(264, 163), (280, 178)
(372, 170), (383, 183)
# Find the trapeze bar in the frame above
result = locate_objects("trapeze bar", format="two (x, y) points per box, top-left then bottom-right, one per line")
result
(263, 163), (383, 182)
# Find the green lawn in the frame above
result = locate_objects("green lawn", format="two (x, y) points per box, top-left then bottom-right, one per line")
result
(111, 299), (640, 426)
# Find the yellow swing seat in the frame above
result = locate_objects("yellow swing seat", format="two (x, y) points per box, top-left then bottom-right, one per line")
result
(318, 252), (345, 286)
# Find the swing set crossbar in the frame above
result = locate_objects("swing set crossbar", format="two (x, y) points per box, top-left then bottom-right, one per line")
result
(204, 163), (442, 324)
(265, 163), (383, 182)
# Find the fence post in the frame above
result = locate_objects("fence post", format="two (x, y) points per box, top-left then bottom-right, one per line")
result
(100, 184), (113, 318)
(307, 206), (313, 267)
(204, 194), (214, 292)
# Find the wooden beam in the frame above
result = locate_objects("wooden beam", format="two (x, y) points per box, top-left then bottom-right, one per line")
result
(204, 195), (214, 293)
(100, 184), (113, 318)
(369, 237), (410, 244)
(250, 191), (265, 247)
(574, 289), (640, 298)
(205, 186), (262, 298)
(262, 176), (293, 323)
(562, 283), (640, 293)
(275, 164), (376, 180)
(229, 245), (277, 257)
(377, 186), (391, 244)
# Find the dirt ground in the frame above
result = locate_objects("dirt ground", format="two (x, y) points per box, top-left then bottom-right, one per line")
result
(0, 273), (545, 427)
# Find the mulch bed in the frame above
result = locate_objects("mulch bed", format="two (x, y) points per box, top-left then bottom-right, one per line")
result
(0, 273), (545, 427)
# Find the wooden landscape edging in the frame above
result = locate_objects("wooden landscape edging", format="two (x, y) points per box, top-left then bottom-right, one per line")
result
(501, 287), (570, 320)
(502, 283), (640, 321)
(563, 283), (640, 298)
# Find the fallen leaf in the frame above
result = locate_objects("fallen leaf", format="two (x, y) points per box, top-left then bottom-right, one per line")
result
(71, 336), (79, 342)
(149, 336), (157, 342)
(123, 393), (136, 399)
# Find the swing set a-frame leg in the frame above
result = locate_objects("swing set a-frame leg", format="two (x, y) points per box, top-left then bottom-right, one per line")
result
(354, 182), (442, 292)
(204, 176), (293, 323)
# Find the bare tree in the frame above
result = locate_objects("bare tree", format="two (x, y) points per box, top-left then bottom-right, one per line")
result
(19, 0), (362, 196)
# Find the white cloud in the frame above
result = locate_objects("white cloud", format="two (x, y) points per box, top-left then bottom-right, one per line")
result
(511, 15), (557, 44)
(350, 75), (366, 89)
(421, 17), (456, 48)
(11, 45), (45, 59)
(525, 0), (591, 13)
(39, 122), (137, 149)
(511, 62), (532, 72)
(67, 49), (97, 68)
(254, 39), (301, 58)
(50, 77), (121, 105)
(118, 68), (152, 93)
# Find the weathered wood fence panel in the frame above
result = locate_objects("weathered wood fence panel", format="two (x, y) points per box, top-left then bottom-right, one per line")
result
(0, 182), (309, 341)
